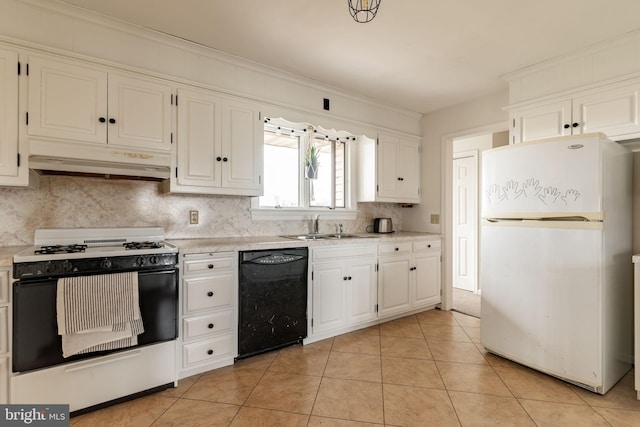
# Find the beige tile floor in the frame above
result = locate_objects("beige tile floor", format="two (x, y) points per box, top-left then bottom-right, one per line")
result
(70, 309), (640, 426)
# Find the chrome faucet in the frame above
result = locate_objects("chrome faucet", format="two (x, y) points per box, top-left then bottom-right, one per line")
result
(313, 215), (320, 234)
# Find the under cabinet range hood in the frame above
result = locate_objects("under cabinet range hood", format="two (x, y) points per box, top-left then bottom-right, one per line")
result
(29, 156), (171, 179)
(28, 141), (172, 180)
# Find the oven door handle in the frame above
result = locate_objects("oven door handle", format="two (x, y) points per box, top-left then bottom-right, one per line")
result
(64, 349), (142, 373)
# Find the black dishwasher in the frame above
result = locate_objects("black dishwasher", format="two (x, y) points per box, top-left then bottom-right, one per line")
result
(238, 247), (308, 359)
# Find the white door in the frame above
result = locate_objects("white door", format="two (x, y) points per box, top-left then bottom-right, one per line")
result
(28, 55), (108, 143)
(376, 134), (400, 198)
(397, 140), (420, 201)
(176, 88), (222, 188)
(481, 134), (603, 218)
(221, 98), (263, 191)
(573, 82), (640, 138)
(345, 259), (377, 324)
(0, 48), (18, 179)
(108, 73), (173, 151)
(480, 221), (602, 388)
(512, 100), (572, 143)
(377, 255), (411, 317)
(413, 252), (441, 307)
(311, 262), (346, 334)
(452, 152), (478, 292)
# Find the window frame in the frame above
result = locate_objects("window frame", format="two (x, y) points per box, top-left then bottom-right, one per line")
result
(251, 118), (359, 221)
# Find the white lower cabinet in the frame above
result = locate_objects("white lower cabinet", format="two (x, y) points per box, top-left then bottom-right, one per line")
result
(310, 245), (377, 339)
(0, 268), (9, 403)
(178, 252), (237, 378)
(378, 240), (441, 319)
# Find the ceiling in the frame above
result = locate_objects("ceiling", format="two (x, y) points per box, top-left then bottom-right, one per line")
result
(58, 0), (640, 114)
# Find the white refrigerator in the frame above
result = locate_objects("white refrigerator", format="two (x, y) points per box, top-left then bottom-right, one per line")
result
(480, 133), (633, 394)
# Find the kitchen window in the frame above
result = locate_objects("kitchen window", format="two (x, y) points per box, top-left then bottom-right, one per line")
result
(251, 118), (358, 221)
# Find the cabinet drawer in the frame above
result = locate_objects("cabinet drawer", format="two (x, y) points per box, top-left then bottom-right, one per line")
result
(313, 245), (377, 262)
(185, 276), (233, 312)
(183, 256), (234, 276)
(378, 242), (412, 255)
(183, 334), (234, 367)
(413, 240), (441, 252)
(183, 310), (233, 340)
(0, 270), (8, 304)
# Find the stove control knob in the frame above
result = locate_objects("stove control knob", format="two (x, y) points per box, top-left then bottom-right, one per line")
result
(100, 259), (112, 269)
(45, 261), (56, 273)
(61, 260), (73, 272)
(149, 255), (159, 264)
(136, 256), (146, 267)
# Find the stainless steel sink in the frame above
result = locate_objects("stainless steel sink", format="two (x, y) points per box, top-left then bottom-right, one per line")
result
(280, 233), (374, 241)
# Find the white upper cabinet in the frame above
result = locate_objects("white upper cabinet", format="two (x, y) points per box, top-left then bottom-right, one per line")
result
(167, 87), (263, 196)
(27, 54), (172, 152)
(107, 73), (172, 151)
(510, 80), (640, 144)
(0, 48), (23, 186)
(358, 133), (420, 203)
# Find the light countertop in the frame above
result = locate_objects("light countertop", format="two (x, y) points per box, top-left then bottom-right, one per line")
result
(0, 246), (29, 267)
(169, 231), (441, 255)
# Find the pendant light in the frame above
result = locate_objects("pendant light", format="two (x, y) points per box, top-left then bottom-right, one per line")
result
(348, 0), (381, 23)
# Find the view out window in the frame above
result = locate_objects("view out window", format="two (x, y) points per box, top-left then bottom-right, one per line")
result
(259, 125), (348, 209)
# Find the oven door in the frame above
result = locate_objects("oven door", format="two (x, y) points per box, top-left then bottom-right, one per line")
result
(13, 269), (178, 373)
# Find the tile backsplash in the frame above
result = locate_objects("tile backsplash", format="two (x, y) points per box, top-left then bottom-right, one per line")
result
(0, 175), (403, 246)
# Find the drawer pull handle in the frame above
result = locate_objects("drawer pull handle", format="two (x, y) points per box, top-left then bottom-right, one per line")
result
(208, 264), (214, 269)
(427, 244), (431, 248)
(207, 291), (214, 297)
(208, 323), (214, 329)
(207, 349), (214, 355)
(395, 247), (399, 251)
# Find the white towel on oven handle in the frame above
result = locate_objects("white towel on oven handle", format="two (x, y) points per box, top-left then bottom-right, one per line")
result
(56, 271), (144, 357)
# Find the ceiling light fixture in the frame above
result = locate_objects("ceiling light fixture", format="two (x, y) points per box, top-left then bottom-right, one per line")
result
(348, 0), (381, 23)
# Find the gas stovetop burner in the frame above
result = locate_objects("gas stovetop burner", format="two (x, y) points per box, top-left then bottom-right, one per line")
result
(34, 244), (88, 255)
(123, 241), (164, 250)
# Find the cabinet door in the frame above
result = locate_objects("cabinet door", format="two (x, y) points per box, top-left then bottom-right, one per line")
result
(28, 55), (108, 143)
(107, 73), (172, 151)
(572, 82), (640, 139)
(312, 262), (346, 334)
(345, 259), (377, 324)
(376, 134), (400, 199)
(397, 140), (420, 202)
(511, 100), (572, 143)
(221, 98), (263, 192)
(377, 255), (411, 317)
(413, 252), (441, 308)
(176, 88), (223, 188)
(0, 49), (18, 180)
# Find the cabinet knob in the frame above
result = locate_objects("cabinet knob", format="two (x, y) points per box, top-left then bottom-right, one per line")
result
(208, 323), (214, 329)
(427, 244), (431, 248)
(348, 276), (352, 280)
(572, 122), (579, 128)
(99, 117), (106, 123)
(207, 291), (214, 297)
(216, 157), (222, 162)
(343, 276), (348, 281)
(223, 157), (228, 162)
(109, 118), (116, 124)
(563, 124), (570, 129)
(207, 349), (214, 355)
(395, 247), (399, 251)
(208, 264), (214, 269)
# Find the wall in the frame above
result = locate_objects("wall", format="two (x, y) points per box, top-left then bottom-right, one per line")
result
(402, 89), (510, 233)
(0, 175), (402, 246)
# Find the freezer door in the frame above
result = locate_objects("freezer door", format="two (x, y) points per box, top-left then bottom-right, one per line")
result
(481, 134), (603, 218)
(480, 222), (603, 389)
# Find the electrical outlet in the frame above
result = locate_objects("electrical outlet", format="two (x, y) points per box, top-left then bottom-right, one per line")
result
(430, 214), (440, 225)
(365, 213), (374, 221)
(189, 210), (199, 225)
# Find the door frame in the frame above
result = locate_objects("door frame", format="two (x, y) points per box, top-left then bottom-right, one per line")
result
(440, 121), (508, 311)
(452, 149), (479, 294)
